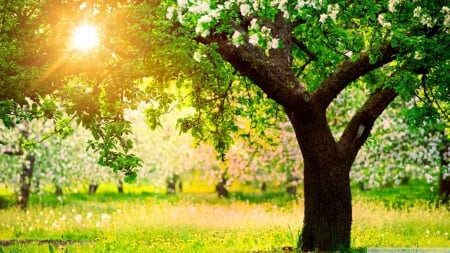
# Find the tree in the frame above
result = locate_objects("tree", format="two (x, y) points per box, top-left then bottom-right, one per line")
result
(165, 1), (450, 251)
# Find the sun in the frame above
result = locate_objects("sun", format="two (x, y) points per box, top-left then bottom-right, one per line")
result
(71, 24), (99, 51)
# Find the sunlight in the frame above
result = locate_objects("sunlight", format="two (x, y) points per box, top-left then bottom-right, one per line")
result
(71, 23), (99, 51)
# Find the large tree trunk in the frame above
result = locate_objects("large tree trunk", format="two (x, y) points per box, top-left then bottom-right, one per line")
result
(17, 153), (36, 209)
(288, 108), (353, 252)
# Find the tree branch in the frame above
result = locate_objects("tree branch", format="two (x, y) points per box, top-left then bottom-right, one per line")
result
(313, 42), (397, 109)
(2, 149), (24, 156)
(291, 37), (317, 61)
(196, 22), (312, 114)
(338, 87), (397, 158)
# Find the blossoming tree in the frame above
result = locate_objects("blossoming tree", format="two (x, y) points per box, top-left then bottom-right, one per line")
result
(165, 0), (450, 251)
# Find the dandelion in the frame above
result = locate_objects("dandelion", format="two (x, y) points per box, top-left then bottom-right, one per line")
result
(86, 212), (93, 219)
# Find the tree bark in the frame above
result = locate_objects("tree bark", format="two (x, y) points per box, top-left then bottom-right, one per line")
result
(55, 185), (63, 196)
(117, 182), (124, 194)
(88, 184), (98, 195)
(17, 153), (36, 209)
(288, 107), (352, 251)
(215, 172), (229, 198)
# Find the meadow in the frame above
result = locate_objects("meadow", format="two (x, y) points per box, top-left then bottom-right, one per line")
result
(0, 182), (449, 253)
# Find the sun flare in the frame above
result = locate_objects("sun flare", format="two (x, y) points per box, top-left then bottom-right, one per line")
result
(71, 24), (99, 51)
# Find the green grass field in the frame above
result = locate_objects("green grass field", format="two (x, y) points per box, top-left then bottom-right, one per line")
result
(0, 182), (449, 252)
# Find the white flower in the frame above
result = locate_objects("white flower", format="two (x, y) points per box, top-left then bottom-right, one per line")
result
(232, 31), (243, 46)
(198, 15), (212, 24)
(442, 7), (450, 30)
(319, 14), (328, 23)
(388, 0), (403, 13)
(269, 38), (280, 49)
(413, 6), (422, 18)
(250, 18), (259, 30)
(166, 6), (175, 19)
(240, 3), (251, 16)
(177, 0), (187, 8)
(249, 34), (259, 45)
(328, 4), (340, 21)
(193, 51), (203, 62)
(189, 2), (210, 14)
(261, 26), (271, 36)
(377, 14), (391, 28)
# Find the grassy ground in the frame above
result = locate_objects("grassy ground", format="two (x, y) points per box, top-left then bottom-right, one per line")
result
(0, 182), (449, 252)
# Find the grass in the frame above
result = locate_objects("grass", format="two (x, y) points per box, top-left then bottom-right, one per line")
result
(0, 182), (449, 252)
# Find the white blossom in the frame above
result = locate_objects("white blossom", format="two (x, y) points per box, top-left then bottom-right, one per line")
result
(377, 14), (391, 28)
(250, 18), (259, 30)
(249, 34), (259, 45)
(269, 38), (280, 49)
(193, 51), (204, 62)
(328, 4), (340, 22)
(319, 13), (328, 23)
(240, 3), (251, 16)
(442, 6), (450, 30)
(189, 2), (210, 14)
(231, 30), (243, 46)
(261, 26), (271, 36)
(388, 0), (403, 13)
(177, 0), (187, 8)
(166, 6), (175, 19)
(413, 6), (422, 18)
